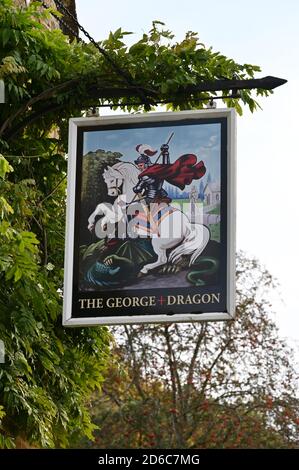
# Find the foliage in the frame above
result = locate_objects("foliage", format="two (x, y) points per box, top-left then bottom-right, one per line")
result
(0, 0), (271, 153)
(82, 254), (299, 449)
(0, 149), (111, 447)
(0, 1), (113, 448)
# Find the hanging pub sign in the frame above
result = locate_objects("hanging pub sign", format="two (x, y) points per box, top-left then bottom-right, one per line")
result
(63, 109), (236, 326)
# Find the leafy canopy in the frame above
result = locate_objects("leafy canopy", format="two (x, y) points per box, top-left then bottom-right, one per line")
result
(1, 0), (270, 153)
(0, 0), (112, 449)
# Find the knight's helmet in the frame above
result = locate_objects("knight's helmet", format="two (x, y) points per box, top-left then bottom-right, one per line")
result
(134, 144), (157, 167)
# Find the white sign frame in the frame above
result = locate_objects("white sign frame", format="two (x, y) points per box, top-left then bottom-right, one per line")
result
(63, 109), (236, 326)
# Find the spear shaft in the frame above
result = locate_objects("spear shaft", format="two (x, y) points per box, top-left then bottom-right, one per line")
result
(153, 131), (174, 164)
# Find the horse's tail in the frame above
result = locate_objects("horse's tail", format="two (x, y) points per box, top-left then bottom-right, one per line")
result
(169, 223), (210, 266)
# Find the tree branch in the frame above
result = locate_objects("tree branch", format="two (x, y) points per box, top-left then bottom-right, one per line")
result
(124, 326), (146, 400)
(199, 338), (233, 399)
(0, 79), (78, 137)
(163, 325), (184, 447)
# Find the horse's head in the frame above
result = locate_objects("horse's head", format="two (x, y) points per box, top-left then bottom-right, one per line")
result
(103, 162), (140, 202)
(103, 166), (123, 197)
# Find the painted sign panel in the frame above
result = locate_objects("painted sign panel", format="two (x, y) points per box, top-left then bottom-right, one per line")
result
(63, 109), (236, 326)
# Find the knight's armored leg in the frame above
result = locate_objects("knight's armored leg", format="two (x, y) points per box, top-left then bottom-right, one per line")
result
(144, 197), (153, 206)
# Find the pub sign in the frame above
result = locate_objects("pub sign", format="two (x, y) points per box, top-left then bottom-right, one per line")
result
(63, 109), (236, 326)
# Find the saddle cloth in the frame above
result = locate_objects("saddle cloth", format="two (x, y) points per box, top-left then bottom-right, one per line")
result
(131, 203), (177, 237)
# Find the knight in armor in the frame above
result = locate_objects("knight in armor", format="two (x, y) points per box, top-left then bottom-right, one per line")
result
(133, 144), (171, 205)
(132, 141), (207, 206)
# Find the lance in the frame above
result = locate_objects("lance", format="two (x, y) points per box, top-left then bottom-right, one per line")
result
(125, 195), (147, 207)
(153, 131), (175, 164)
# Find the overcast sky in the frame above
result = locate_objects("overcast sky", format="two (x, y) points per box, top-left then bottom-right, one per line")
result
(76, 0), (299, 351)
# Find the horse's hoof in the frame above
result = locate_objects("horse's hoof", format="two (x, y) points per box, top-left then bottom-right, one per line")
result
(139, 269), (147, 276)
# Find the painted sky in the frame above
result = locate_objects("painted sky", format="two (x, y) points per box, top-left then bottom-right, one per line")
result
(76, 0), (299, 352)
(83, 122), (221, 187)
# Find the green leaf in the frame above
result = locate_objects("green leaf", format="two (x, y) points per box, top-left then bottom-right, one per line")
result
(2, 28), (11, 47)
(0, 155), (13, 179)
(14, 267), (22, 282)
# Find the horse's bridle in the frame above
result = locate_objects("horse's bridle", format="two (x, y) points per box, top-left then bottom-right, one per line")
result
(107, 177), (122, 194)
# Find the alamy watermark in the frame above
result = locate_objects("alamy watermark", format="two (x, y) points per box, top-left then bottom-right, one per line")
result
(0, 340), (5, 364)
(88, 200), (204, 240)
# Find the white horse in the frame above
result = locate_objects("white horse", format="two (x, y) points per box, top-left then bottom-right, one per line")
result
(103, 161), (140, 200)
(87, 162), (140, 232)
(132, 205), (210, 274)
(88, 162), (210, 274)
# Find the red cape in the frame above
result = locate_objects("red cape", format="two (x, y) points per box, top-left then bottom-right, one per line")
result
(140, 154), (206, 190)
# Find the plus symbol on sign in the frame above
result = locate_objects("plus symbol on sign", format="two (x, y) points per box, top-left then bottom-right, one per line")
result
(158, 296), (166, 306)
